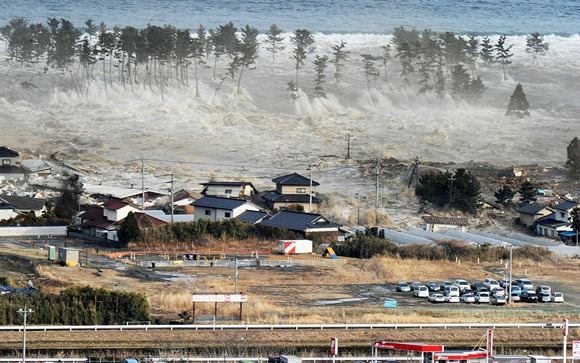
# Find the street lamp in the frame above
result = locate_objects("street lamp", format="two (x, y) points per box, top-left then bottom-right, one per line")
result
(17, 306), (33, 363)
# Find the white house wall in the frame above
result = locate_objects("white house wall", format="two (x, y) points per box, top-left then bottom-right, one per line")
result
(0, 209), (18, 221)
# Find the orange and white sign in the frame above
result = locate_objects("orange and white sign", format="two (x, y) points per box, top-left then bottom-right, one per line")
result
(330, 337), (339, 356)
(572, 340), (580, 360)
(192, 294), (248, 303)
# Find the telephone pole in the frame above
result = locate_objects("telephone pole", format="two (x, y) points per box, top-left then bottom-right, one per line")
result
(141, 158), (145, 211)
(169, 173), (175, 224)
(309, 163), (313, 212)
(375, 157), (381, 226)
(17, 306), (33, 363)
(356, 192), (361, 225)
(346, 134), (351, 160)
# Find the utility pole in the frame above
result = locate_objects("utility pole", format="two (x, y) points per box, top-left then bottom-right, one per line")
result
(356, 193), (361, 226)
(375, 157), (381, 226)
(17, 306), (33, 363)
(346, 134), (351, 160)
(508, 244), (513, 306)
(234, 258), (239, 293)
(169, 173), (175, 224)
(309, 163), (313, 212)
(141, 158), (145, 211)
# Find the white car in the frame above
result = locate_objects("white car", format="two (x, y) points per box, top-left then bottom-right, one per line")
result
(429, 294), (445, 303)
(484, 278), (501, 290)
(516, 278), (534, 291)
(461, 293), (476, 303)
(476, 292), (490, 304)
(455, 280), (471, 291)
(491, 295), (507, 305)
(445, 295), (460, 303)
(552, 292), (564, 303)
(536, 285), (551, 295)
(445, 285), (460, 297)
(413, 285), (429, 298)
(491, 288), (505, 297)
(510, 292), (521, 302)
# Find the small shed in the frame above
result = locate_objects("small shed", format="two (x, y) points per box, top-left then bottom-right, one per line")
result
(57, 247), (80, 267)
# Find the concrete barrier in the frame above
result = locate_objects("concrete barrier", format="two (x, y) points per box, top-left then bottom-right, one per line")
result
(0, 226), (67, 237)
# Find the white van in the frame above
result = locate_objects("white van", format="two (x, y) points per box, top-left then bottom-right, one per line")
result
(413, 285), (429, 298)
(454, 280), (471, 291)
(484, 278), (500, 290)
(445, 285), (460, 297)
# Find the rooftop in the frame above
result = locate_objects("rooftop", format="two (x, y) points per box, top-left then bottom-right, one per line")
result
(261, 210), (340, 232)
(0, 165), (26, 174)
(272, 172), (319, 187)
(422, 215), (469, 226)
(262, 191), (321, 204)
(192, 196), (250, 210)
(536, 215), (570, 228)
(0, 147), (19, 158)
(553, 200), (579, 211)
(237, 210), (270, 224)
(103, 199), (132, 211)
(517, 203), (551, 215)
(0, 194), (45, 210)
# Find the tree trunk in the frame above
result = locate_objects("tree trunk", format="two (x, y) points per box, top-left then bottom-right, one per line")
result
(102, 56), (107, 92)
(502, 63), (507, 80)
(194, 59), (199, 97)
(236, 65), (245, 94)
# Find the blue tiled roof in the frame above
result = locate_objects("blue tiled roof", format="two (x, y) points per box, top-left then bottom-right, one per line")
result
(261, 210), (340, 232)
(553, 200), (579, 211)
(237, 210), (270, 224)
(517, 203), (550, 215)
(272, 172), (319, 186)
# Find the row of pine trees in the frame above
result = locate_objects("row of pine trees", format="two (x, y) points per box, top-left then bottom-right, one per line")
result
(0, 18), (550, 101)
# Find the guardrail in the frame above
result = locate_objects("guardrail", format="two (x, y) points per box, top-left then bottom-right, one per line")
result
(149, 357), (422, 362)
(0, 322), (576, 332)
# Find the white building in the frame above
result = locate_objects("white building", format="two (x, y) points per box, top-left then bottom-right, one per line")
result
(102, 199), (140, 222)
(0, 194), (46, 221)
(536, 200), (578, 239)
(192, 196), (260, 222)
(200, 181), (258, 199)
(0, 147), (25, 182)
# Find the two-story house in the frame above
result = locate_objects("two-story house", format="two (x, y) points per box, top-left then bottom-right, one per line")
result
(200, 181), (258, 199)
(0, 147), (25, 182)
(536, 200), (577, 239)
(262, 172), (321, 213)
(516, 203), (554, 228)
(192, 196), (261, 222)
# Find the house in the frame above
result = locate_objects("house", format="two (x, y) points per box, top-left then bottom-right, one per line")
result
(173, 189), (197, 206)
(200, 181), (258, 199)
(423, 215), (468, 232)
(536, 200), (578, 239)
(262, 172), (321, 212)
(260, 210), (342, 240)
(83, 183), (168, 207)
(237, 210), (270, 224)
(0, 146), (25, 182)
(143, 210), (195, 223)
(77, 206), (117, 240)
(517, 203), (554, 228)
(0, 194), (46, 221)
(102, 199), (140, 222)
(192, 196), (261, 222)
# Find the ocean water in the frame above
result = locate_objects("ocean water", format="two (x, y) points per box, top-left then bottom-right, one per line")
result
(1, 0), (579, 35)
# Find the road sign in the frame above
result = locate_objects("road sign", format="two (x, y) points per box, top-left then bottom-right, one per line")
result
(563, 319), (569, 337)
(486, 329), (494, 358)
(192, 294), (248, 303)
(330, 337), (339, 356)
(572, 340), (580, 360)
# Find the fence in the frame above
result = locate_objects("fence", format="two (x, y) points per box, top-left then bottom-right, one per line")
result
(0, 226), (67, 237)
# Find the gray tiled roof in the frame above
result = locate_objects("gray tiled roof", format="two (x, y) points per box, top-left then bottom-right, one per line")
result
(0, 147), (19, 158)
(272, 172), (319, 186)
(0, 165), (25, 174)
(261, 210), (340, 232)
(553, 200), (579, 211)
(237, 210), (270, 224)
(0, 194), (45, 210)
(262, 191), (321, 204)
(517, 203), (551, 215)
(192, 196), (249, 210)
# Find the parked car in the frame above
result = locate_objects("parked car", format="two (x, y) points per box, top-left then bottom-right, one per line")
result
(484, 278), (501, 290)
(510, 292), (521, 302)
(461, 293), (476, 303)
(426, 282), (440, 292)
(454, 280), (471, 292)
(474, 284), (488, 294)
(491, 295), (507, 305)
(499, 279), (510, 288)
(491, 288), (505, 297)
(413, 286), (429, 298)
(536, 285), (551, 295)
(551, 292), (564, 303)
(444, 285), (460, 297)
(396, 282), (411, 292)
(510, 285), (522, 295)
(440, 281), (453, 290)
(538, 292), (552, 303)
(445, 295), (460, 303)
(476, 292), (490, 304)
(429, 293), (445, 303)
(521, 291), (538, 303)
(516, 278), (534, 291)
(410, 281), (423, 290)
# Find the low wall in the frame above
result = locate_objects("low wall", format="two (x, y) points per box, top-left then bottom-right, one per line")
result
(547, 245), (580, 257)
(0, 226), (67, 237)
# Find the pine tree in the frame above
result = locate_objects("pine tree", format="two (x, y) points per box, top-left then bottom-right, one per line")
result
(434, 63), (445, 99)
(331, 40), (348, 84)
(380, 44), (391, 82)
(290, 29), (315, 88)
(361, 54), (379, 90)
(566, 137), (580, 179)
(313, 54), (329, 97)
(466, 75), (485, 102)
(479, 36), (494, 65)
(466, 35), (479, 74)
(263, 24), (285, 62)
(396, 42), (414, 84)
(506, 83), (530, 117)
(526, 32), (549, 64)
(450, 64), (470, 101)
(518, 179), (537, 204)
(570, 207), (580, 245)
(494, 185), (516, 205)
(440, 32), (468, 66)
(191, 25), (207, 97)
(495, 34), (513, 80)
(235, 25), (259, 94)
(118, 212), (141, 245)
